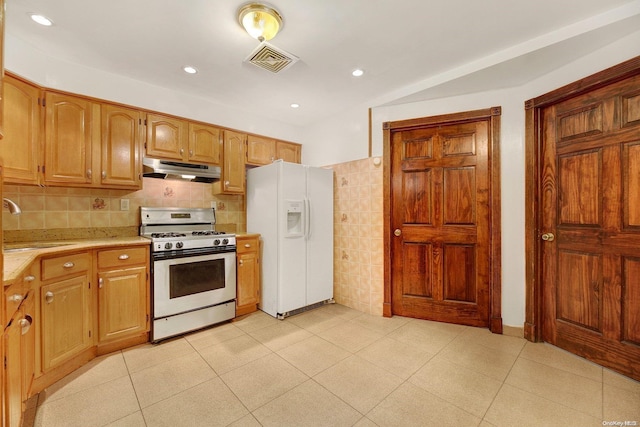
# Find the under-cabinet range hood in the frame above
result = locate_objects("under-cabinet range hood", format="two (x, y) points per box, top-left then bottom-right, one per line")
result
(143, 157), (220, 183)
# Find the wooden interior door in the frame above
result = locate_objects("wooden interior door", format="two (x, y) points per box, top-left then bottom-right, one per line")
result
(540, 74), (640, 380)
(386, 109), (500, 329)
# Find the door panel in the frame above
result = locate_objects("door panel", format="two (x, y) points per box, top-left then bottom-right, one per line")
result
(390, 120), (491, 327)
(541, 73), (640, 381)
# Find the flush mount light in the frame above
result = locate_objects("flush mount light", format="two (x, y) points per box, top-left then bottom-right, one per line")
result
(290, 103), (300, 108)
(238, 3), (283, 42)
(29, 13), (54, 26)
(352, 69), (364, 77)
(182, 66), (198, 74)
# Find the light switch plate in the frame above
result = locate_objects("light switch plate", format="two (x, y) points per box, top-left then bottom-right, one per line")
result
(120, 199), (130, 211)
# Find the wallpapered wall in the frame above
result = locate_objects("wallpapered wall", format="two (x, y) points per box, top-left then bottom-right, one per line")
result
(2, 177), (245, 235)
(326, 157), (384, 315)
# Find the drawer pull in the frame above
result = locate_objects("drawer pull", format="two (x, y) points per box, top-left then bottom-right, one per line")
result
(118, 254), (130, 260)
(63, 262), (75, 269)
(8, 294), (23, 303)
(45, 291), (54, 304)
(24, 275), (36, 282)
(244, 244), (251, 248)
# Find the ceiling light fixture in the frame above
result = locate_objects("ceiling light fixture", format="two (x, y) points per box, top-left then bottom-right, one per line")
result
(183, 66), (198, 74)
(290, 103), (300, 108)
(29, 14), (53, 26)
(352, 69), (364, 77)
(238, 3), (283, 42)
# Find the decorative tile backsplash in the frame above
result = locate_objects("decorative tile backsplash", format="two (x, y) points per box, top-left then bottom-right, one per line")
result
(2, 178), (245, 238)
(325, 157), (384, 315)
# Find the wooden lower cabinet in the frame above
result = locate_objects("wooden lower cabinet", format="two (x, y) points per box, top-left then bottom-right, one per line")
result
(236, 235), (261, 316)
(3, 307), (23, 427)
(97, 247), (149, 344)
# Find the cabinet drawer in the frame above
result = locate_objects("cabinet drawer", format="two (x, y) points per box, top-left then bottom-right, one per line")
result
(41, 252), (91, 281)
(236, 237), (259, 254)
(98, 246), (147, 269)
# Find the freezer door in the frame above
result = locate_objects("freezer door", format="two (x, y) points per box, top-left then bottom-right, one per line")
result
(305, 166), (334, 305)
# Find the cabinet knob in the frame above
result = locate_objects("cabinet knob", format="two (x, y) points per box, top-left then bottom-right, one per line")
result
(102, 171), (107, 179)
(20, 315), (32, 335)
(45, 291), (54, 304)
(189, 150), (194, 157)
(180, 148), (184, 155)
(8, 294), (22, 303)
(24, 275), (36, 282)
(225, 181), (230, 186)
(87, 169), (92, 179)
(99, 277), (104, 288)
(63, 261), (75, 269)
(239, 260), (244, 266)
(118, 254), (130, 260)
(244, 243), (251, 248)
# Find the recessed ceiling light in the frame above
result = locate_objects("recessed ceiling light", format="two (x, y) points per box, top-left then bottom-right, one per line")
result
(183, 66), (198, 74)
(352, 69), (364, 77)
(290, 103), (300, 108)
(29, 14), (54, 26)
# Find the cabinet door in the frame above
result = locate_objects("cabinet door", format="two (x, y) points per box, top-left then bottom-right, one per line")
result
(21, 292), (35, 404)
(101, 104), (143, 188)
(236, 238), (260, 316)
(246, 135), (275, 166)
(276, 141), (301, 163)
(4, 309), (22, 427)
(41, 275), (92, 371)
(44, 92), (93, 185)
(221, 130), (246, 194)
(0, 75), (42, 185)
(98, 266), (148, 343)
(145, 113), (187, 161)
(188, 123), (222, 165)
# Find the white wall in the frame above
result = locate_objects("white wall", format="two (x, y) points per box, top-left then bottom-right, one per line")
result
(302, 29), (640, 328)
(5, 35), (304, 143)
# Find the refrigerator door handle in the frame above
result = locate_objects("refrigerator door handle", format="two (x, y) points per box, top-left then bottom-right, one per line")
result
(304, 198), (311, 239)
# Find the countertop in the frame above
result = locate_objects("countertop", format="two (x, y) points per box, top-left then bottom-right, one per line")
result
(3, 237), (151, 285)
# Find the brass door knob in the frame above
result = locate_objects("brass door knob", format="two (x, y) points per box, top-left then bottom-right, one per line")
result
(394, 229), (402, 237)
(541, 233), (555, 242)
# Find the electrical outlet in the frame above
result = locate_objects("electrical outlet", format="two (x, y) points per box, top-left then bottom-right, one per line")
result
(120, 199), (130, 211)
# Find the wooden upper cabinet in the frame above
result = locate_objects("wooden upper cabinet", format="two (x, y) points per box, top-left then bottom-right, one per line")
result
(101, 104), (143, 188)
(145, 113), (187, 161)
(219, 130), (246, 194)
(276, 141), (301, 163)
(0, 75), (42, 185)
(188, 123), (222, 165)
(246, 135), (276, 166)
(44, 92), (94, 185)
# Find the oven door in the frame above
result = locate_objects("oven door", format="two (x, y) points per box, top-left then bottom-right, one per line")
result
(153, 250), (236, 318)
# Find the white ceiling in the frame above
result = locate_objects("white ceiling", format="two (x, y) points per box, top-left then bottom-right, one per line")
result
(5, 0), (640, 127)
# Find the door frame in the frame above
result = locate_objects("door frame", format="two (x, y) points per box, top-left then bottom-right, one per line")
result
(382, 107), (503, 333)
(524, 55), (640, 342)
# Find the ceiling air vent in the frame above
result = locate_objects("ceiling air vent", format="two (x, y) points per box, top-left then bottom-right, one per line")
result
(245, 42), (299, 74)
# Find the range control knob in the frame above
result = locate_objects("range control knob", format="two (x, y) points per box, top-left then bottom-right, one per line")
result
(175, 241), (184, 249)
(222, 238), (229, 245)
(214, 239), (221, 246)
(164, 242), (173, 250)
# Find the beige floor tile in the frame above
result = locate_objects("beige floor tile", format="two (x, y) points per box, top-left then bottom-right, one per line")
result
(352, 417), (379, 427)
(227, 414), (262, 427)
(435, 339), (518, 381)
(142, 377), (248, 426)
(314, 355), (403, 414)
(34, 376), (139, 427)
(248, 321), (313, 351)
(479, 421), (498, 427)
(317, 321), (383, 353)
(506, 358), (602, 418)
(122, 337), (196, 373)
(253, 380), (362, 426)
(319, 303), (364, 320)
(409, 357), (502, 418)
(357, 336), (433, 379)
(349, 312), (410, 335)
(519, 342), (603, 382)
(484, 384), (602, 427)
(603, 368), (640, 393)
(220, 353), (308, 411)
(232, 310), (281, 333)
(130, 352), (217, 408)
(603, 383), (640, 421)
(198, 334), (272, 374)
(367, 382), (481, 427)
(285, 308), (346, 333)
(39, 352), (129, 404)
(104, 411), (146, 427)
(386, 319), (464, 354)
(455, 325), (526, 356)
(184, 322), (246, 351)
(277, 335), (351, 376)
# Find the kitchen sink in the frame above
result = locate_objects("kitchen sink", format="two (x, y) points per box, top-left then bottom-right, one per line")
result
(3, 243), (74, 253)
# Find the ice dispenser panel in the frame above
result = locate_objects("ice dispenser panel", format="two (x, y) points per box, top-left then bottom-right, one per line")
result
(285, 200), (303, 237)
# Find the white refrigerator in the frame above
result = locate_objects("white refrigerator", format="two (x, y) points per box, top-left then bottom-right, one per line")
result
(246, 160), (334, 318)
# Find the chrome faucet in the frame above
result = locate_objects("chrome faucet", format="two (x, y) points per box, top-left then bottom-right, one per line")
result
(3, 198), (22, 215)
